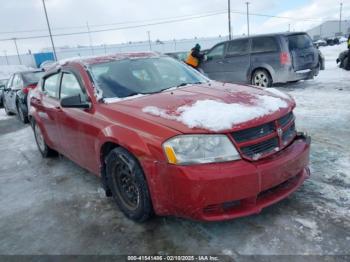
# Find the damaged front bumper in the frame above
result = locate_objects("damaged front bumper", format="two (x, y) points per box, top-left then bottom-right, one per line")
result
(150, 133), (311, 221)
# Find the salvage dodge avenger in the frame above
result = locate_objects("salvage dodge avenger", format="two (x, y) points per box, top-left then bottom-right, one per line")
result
(28, 52), (311, 222)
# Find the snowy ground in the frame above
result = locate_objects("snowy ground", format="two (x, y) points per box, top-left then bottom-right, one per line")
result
(0, 43), (349, 258)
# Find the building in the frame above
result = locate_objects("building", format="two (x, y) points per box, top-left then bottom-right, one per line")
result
(307, 20), (350, 40)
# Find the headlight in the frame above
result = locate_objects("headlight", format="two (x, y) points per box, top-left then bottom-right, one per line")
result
(163, 135), (240, 165)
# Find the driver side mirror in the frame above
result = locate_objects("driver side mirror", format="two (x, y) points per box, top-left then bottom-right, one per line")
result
(60, 94), (90, 109)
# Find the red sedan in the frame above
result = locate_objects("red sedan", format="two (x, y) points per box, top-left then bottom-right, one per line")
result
(29, 52), (310, 222)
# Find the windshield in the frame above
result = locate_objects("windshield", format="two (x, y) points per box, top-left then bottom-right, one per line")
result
(89, 56), (208, 99)
(288, 34), (313, 50)
(22, 71), (45, 84)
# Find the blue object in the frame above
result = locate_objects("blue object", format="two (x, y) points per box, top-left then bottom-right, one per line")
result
(33, 52), (55, 68)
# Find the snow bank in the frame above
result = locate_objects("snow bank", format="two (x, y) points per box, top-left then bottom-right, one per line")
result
(0, 65), (32, 80)
(143, 95), (288, 131)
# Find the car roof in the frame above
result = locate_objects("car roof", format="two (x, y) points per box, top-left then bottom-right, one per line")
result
(213, 32), (309, 46)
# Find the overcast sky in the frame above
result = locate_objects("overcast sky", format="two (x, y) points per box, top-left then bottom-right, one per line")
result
(0, 0), (349, 55)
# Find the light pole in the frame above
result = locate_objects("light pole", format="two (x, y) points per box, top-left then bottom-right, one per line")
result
(246, 2), (250, 36)
(3, 50), (9, 65)
(228, 0), (232, 40)
(42, 0), (57, 61)
(147, 31), (152, 51)
(12, 38), (22, 64)
(86, 21), (94, 55)
(339, 2), (343, 35)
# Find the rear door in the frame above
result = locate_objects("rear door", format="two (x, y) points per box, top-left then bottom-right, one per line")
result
(287, 33), (318, 71)
(224, 38), (251, 83)
(9, 74), (23, 111)
(251, 36), (281, 73)
(38, 72), (62, 149)
(200, 42), (229, 81)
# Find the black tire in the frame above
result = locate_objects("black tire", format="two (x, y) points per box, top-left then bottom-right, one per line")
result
(106, 147), (153, 222)
(251, 69), (273, 87)
(33, 120), (57, 158)
(17, 102), (29, 124)
(344, 57), (349, 70)
(3, 99), (14, 116)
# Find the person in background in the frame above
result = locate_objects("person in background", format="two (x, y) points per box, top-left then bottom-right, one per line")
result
(186, 44), (205, 70)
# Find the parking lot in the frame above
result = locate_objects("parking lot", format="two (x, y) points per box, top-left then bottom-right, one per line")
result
(0, 43), (349, 257)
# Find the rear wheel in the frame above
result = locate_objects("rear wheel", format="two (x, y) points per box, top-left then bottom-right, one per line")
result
(251, 69), (272, 87)
(33, 121), (57, 157)
(106, 147), (153, 222)
(17, 103), (29, 124)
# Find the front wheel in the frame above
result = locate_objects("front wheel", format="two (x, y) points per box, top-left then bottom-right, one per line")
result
(251, 69), (272, 87)
(106, 147), (153, 222)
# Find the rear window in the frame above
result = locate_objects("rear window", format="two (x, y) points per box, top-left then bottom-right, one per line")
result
(252, 37), (279, 53)
(22, 71), (44, 84)
(288, 34), (313, 50)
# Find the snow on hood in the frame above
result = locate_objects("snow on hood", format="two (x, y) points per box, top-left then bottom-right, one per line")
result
(142, 87), (291, 132)
(143, 95), (288, 132)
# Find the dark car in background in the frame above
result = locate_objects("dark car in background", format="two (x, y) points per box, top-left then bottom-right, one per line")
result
(200, 32), (322, 87)
(3, 70), (44, 123)
(0, 79), (8, 108)
(336, 50), (348, 69)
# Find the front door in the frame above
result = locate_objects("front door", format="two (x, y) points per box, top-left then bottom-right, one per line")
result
(200, 43), (229, 82)
(56, 70), (98, 173)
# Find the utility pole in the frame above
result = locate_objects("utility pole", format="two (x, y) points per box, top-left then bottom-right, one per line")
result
(173, 39), (177, 51)
(228, 0), (232, 40)
(42, 0), (57, 61)
(3, 50), (9, 65)
(147, 31), (152, 51)
(339, 2), (343, 35)
(246, 2), (250, 36)
(12, 38), (22, 64)
(86, 22), (94, 55)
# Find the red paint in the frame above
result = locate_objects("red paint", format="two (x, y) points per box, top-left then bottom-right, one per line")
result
(29, 54), (310, 221)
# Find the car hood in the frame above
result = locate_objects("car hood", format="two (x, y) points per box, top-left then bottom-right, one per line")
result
(101, 82), (295, 133)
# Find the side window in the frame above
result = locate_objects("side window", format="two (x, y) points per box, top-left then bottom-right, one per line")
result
(60, 73), (86, 101)
(43, 73), (60, 98)
(207, 44), (225, 60)
(252, 37), (279, 53)
(7, 75), (14, 88)
(12, 74), (22, 88)
(226, 39), (249, 56)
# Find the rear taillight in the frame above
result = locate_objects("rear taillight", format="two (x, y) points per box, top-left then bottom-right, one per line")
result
(23, 84), (37, 95)
(280, 52), (290, 65)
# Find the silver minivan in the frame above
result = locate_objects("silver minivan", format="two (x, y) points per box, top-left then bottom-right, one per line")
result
(200, 32), (323, 87)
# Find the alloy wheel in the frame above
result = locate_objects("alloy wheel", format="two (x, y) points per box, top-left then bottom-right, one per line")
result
(253, 72), (269, 87)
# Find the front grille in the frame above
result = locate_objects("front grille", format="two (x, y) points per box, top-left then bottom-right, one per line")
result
(231, 111), (296, 160)
(231, 122), (275, 143)
(241, 137), (279, 159)
(282, 123), (296, 144)
(278, 112), (294, 127)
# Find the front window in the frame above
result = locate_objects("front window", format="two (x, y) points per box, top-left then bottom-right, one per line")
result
(89, 57), (208, 99)
(206, 44), (225, 60)
(60, 73), (87, 101)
